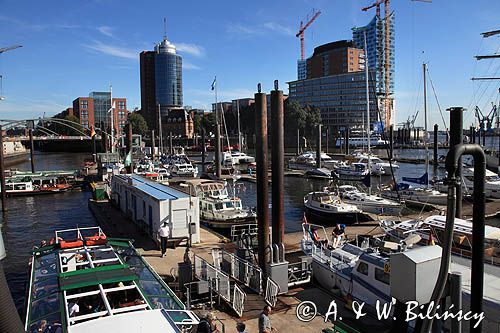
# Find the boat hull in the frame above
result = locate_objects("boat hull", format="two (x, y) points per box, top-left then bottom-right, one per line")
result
(304, 205), (369, 224)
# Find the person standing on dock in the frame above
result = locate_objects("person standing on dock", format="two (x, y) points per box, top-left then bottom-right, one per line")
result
(157, 221), (170, 258)
(332, 224), (346, 248)
(259, 305), (276, 333)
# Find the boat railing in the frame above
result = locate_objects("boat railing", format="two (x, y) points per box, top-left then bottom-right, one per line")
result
(55, 226), (105, 243)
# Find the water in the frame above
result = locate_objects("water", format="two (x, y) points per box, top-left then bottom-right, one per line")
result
(1, 152), (98, 316)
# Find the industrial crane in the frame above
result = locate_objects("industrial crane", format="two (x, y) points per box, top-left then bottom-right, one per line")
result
(0, 45), (22, 54)
(296, 9), (321, 61)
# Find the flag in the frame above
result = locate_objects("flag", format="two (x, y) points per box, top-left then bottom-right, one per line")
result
(211, 76), (216, 91)
(302, 213), (309, 225)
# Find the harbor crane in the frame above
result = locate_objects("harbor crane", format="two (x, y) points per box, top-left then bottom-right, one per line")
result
(296, 9), (321, 61)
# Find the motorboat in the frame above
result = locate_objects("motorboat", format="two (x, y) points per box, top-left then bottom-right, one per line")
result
(300, 223), (500, 331)
(380, 182), (448, 206)
(182, 179), (256, 229)
(380, 215), (500, 265)
(332, 163), (370, 181)
(288, 151), (338, 170)
(303, 191), (365, 224)
(304, 168), (333, 179)
(351, 153), (399, 175)
(462, 167), (500, 199)
(337, 185), (403, 216)
(25, 226), (199, 333)
(223, 151), (255, 165)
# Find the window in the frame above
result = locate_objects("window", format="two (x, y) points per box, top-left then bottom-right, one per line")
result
(356, 262), (369, 275)
(375, 268), (390, 285)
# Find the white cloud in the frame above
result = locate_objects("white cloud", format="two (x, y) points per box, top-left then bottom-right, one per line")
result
(183, 61), (201, 70)
(97, 26), (114, 37)
(176, 43), (205, 57)
(263, 22), (293, 36)
(84, 40), (137, 60)
(226, 24), (260, 35)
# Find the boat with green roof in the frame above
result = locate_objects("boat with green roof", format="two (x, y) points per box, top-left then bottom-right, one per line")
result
(25, 226), (199, 332)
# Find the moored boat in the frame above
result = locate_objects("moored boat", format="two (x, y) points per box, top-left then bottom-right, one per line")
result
(337, 185), (403, 216)
(25, 226), (199, 333)
(303, 191), (367, 224)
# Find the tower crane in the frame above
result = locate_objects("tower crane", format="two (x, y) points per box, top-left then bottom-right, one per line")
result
(296, 9), (321, 61)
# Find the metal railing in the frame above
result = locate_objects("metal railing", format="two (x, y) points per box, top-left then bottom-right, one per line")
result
(212, 249), (263, 294)
(230, 223), (258, 242)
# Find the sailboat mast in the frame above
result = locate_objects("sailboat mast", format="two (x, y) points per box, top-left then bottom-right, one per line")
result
(423, 62), (429, 188)
(237, 99), (242, 151)
(364, 32), (371, 195)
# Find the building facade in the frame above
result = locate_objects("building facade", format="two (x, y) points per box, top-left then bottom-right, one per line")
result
(306, 40), (365, 79)
(288, 70), (378, 132)
(352, 14), (395, 126)
(163, 108), (195, 139)
(72, 92), (128, 134)
(140, 36), (183, 132)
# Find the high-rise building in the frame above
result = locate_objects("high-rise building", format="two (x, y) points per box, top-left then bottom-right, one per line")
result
(306, 40), (366, 79)
(297, 60), (307, 80)
(140, 35), (183, 132)
(352, 14), (395, 126)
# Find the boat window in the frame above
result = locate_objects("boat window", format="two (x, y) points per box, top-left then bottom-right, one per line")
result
(224, 201), (234, 209)
(375, 268), (390, 285)
(32, 275), (58, 300)
(28, 312), (62, 333)
(215, 203), (223, 210)
(30, 293), (60, 321)
(356, 262), (369, 276)
(14, 183), (26, 190)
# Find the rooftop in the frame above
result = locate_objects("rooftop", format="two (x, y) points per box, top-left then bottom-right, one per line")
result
(114, 174), (189, 201)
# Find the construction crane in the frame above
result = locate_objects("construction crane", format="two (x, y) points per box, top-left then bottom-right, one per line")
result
(296, 9), (321, 61)
(0, 45), (22, 55)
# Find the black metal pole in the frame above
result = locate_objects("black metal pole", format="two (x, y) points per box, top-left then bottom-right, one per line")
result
(470, 126), (475, 144)
(215, 104), (222, 178)
(316, 124), (321, 168)
(201, 124), (206, 174)
(255, 85), (270, 274)
(101, 121), (108, 153)
(0, 126), (7, 212)
(169, 132), (173, 155)
(271, 84), (285, 245)
(389, 125), (394, 160)
(127, 123), (133, 173)
(345, 128), (349, 155)
(29, 128), (35, 173)
(448, 107), (463, 218)
(433, 124), (439, 166)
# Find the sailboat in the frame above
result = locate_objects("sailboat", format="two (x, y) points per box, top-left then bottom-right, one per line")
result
(381, 63), (447, 206)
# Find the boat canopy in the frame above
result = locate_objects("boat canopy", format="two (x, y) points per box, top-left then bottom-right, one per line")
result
(424, 216), (500, 241)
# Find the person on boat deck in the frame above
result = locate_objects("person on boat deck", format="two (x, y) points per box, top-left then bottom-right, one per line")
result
(196, 312), (219, 333)
(157, 221), (170, 258)
(311, 227), (328, 248)
(332, 224), (346, 248)
(68, 299), (80, 317)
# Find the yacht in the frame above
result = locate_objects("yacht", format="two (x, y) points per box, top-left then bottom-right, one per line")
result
(288, 151), (338, 170)
(25, 227), (199, 333)
(351, 153), (399, 175)
(223, 151), (255, 165)
(332, 163), (370, 181)
(380, 215), (500, 265)
(337, 185), (403, 216)
(380, 182), (448, 206)
(167, 154), (198, 177)
(183, 179), (256, 229)
(303, 191), (365, 224)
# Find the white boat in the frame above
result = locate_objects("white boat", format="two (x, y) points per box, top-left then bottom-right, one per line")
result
(303, 191), (365, 224)
(381, 215), (500, 265)
(333, 162), (370, 181)
(183, 179), (256, 229)
(335, 135), (389, 148)
(380, 183), (448, 206)
(337, 185), (403, 216)
(300, 223), (500, 331)
(304, 168), (333, 179)
(351, 153), (399, 175)
(288, 151), (338, 170)
(224, 151), (255, 165)
(463, 167), (500, 198)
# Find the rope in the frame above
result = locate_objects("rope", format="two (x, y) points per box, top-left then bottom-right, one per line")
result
(426, 66), (449, 133)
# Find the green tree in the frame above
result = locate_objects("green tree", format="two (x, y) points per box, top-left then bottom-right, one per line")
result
(128, 113), (148, 136)
(203, 112), (216, 134)
(284, 100), (307, 136)
(304, 104), (322, 137)
(63, 115), (83, 135)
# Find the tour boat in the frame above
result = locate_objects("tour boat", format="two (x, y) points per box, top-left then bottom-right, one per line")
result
(380, 215), (500, 265)
(337, 185), (403, 216)
(303, 191), (366, 224)
(25, 227), (199, 333)
(182, 179), (256, 229)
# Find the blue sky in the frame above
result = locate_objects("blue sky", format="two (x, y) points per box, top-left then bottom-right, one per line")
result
(0, 0), (499, 128)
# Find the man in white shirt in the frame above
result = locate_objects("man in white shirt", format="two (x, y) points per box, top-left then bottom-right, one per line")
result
(69, 301), (80, 317)
(157, 221), (170, 257)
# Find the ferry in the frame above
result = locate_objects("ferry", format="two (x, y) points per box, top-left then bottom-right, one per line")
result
(25, 227), (199, 333)
(335, 135), (389, 148)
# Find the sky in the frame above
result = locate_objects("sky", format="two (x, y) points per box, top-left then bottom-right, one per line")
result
(0, 0), (499, 128)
